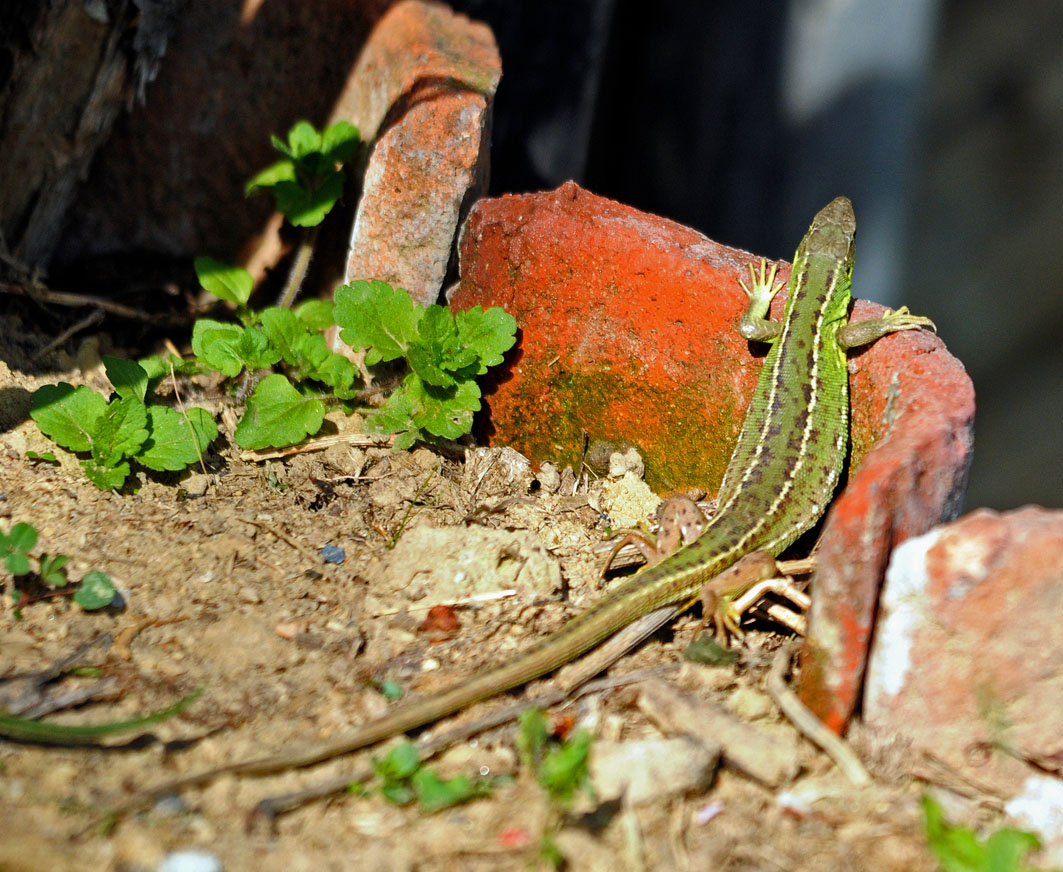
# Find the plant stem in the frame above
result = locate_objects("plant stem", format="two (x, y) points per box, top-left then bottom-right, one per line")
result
(276, 226), (318, 309)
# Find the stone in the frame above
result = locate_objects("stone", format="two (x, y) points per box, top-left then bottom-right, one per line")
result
(181, 473), (211, 496)
(638, 681), (798, 786)
(795, 290), (975, 730)
(1006, 777), (1063, 867)
(589, 737), (718, 806)
(599, 472), (661, 531)
(363, 525), (561, 617)
(865, 507), (1063, 796)
(331, 0), (500, 145)
(157, 850), (222, 872)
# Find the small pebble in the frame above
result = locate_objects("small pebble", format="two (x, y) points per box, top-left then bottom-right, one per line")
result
(182, 473), (211, 496)
(238, 585), (262, 604)
(726, 686), (773, 721)
(274, 621), (305, 640)
(156, 849), (222, 872)
(320, 544), (346, 564)
(590, 737), (718, 805)
(536, 462), (561, 492)
(152, 794), (190, 816)
(608, 446), (645, 478)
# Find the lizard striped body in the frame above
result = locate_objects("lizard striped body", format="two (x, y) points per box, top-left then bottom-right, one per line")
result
(121, 197), (933, 798)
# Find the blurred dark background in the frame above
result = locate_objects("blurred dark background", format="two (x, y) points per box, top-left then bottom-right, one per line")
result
(3, 0), (1060, 511)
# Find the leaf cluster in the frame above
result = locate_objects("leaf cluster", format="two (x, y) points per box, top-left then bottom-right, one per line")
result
(245, 120), (361, 227)
(335, 279), (517, 449)
(29, 117), (515, 478)
(30, 357), (217, 491)
(516, 708), (595, 868)
(922, 795), (1053, 872)
(517, 708), (594, 807)
(1, 520), (117, 611)
(189, 267), (516, 451)
(357, 741), (494, 812)
(190, 257), (359, 450)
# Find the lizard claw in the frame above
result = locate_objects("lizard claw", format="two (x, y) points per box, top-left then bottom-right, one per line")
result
(739, 258), (783, 306)
(712, 597), (747, 646)
(738, 259), (787, 342)
(883, 306), (937, 333)
(598, 531), (659, 583)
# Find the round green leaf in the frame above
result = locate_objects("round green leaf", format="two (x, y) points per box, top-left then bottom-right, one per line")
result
(74, 571), (117, 610)
(234, 374), (325, 450)
(30, 384), (106, 453)
(194, 256), (253, 305)
(4, 522), (38, 554)
(138, 406), (218, 472)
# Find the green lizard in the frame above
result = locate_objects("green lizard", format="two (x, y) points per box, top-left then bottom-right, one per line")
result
(117, 196), (934, 805)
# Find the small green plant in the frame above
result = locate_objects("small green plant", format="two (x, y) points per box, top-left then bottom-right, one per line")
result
(1, 522), (37, 577)
(245, 119), (362, 308)
(30, 356), (217, 491)
(335, 279), (517, 449)
(374, 679), (404, 702)
(1, 521), (118, 612)
(684, 632), (740, 665)
(188, 261), (359, 450)
(245, 119), (360, 228)
(517, 708), (595, 867)
(349, 741), (495, 812)
(922, 795), (1054, 872)
(518, 708), (594, 806)
(29, 276), (514, 481)
(187, 267), (515, 451)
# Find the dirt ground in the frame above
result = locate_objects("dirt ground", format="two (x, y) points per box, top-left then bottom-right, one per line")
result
(0, 309), (941, 871)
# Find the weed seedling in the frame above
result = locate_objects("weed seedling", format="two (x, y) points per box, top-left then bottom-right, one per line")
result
(922, 795), (1056, 872)
(347, 740), (495, 813)
(1, 520), (117, 613)
(517, 708), (595, 868)
(28, 120), (517, 488)
(30, 356), (216, 491)
(185, 272), (515, 452)
(244, 119), (362, 307)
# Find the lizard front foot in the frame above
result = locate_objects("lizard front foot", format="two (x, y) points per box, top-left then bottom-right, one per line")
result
(738, 259), (786, 342)
(599, 495), (708, 580)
